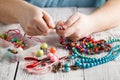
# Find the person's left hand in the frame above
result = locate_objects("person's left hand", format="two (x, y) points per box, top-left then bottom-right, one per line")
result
(56, 12), (95, 41)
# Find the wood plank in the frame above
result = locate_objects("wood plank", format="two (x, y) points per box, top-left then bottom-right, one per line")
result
(0, 61), (17, 80)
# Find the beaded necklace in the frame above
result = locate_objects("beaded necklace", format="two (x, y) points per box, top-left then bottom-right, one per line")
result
(59, 37), (120, 72)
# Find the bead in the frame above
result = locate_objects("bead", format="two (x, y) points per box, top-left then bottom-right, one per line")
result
(41, 43), (48, 49)
(47, 52), (53, 58)
(50, 47), (56, 54)
(8, 48), (18, 54)
(64, 63), (70, 67)
(3, 34), (8, 39)
(69, 56), (75, 59)
(11, 38), (17, 42)
(36, 50), (44, 57)
(70, 42), (75, 47)
(63, 67), (71, 72)
(50, 55), (58, 62)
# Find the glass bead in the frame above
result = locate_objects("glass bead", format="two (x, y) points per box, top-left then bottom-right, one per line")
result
(64, 63), (70, 67)
(70, 56), (75, 60)
(11, 38), (17, 42)
(63, 67), (71, 72)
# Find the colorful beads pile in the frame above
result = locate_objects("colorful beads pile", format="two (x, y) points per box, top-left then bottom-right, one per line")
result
(0, 29), (27, 49)
(59, 37), (120, 72)
(59, 37), (111, 55)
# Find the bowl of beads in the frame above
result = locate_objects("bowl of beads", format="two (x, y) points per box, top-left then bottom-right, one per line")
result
(0, 29), (42, 62)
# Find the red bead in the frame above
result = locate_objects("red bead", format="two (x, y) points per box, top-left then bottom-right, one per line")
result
(50, 47), (56, 54)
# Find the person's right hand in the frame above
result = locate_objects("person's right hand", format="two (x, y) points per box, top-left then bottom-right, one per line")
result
(16, 3), (54, 36)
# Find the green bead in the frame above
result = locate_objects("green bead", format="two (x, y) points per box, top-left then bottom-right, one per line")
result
(89, 43), (93, 48)
(3, 34), (8, 39)
(11, 38), (17, 42)
(36, 50), (44, 57)
(41, 43), (48, 49)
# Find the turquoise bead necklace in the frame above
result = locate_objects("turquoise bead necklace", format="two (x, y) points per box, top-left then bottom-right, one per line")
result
(72, 39), (120, 69)
(61, 38), (120, 72)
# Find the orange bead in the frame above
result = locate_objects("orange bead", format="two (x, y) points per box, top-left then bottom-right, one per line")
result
(50, 47), (56, 54)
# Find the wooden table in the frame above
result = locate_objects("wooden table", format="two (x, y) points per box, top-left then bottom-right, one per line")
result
(0, 8), (120, 80)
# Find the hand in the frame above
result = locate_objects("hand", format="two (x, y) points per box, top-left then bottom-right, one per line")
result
(17, 4), (54, 36)
(56, 12), (95, 41)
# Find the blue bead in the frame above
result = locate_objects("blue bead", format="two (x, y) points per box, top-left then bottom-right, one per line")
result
(8, 48), (11, 51)
(64, 63), (70, 67)
(96, 62), (100, 65)
(70, 56), (75, 60)
(76, 59), (81, 62)
(75, 61), (79, 66)
(74, 54), (78, 57)
(11, 38), (17, 42)
(81, 58), (85, 63)
(91, 58), (95, 62)
(90, 63), (94, 67)
(63, 67), (71, 72)
(85, 59), (89, 62)
(88, 59), (92, 62)
(99, 61), (103, 64)
(94, 62), (97, 66)
(86, 64), (90, 68)
(82, 64), (87, 68)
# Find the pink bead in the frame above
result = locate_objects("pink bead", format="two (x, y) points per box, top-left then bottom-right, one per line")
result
(47, 53), (53, 58)
(50, 56), (58, 62)
(47, 53), (58, 62)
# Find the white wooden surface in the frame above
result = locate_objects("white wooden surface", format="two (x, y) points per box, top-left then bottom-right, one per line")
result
(0, 8), (120, 80)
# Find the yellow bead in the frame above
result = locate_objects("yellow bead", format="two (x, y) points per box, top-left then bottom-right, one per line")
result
(71, 42), (75, 47)
(36, 50), (44, 57)
(41, 43), (48, 49)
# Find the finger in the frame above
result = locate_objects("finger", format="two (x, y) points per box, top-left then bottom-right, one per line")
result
(34, 17), (50, 34)
(43, 11), (55, 28)
(63, 13), (80, 29)
(68, 33), (85, 41)
(26, 26), (40, 36)
(55, 20), (64, 30)
(58, 18), (80, 37)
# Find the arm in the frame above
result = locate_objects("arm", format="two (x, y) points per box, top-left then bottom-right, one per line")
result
(90, 0), (120, 32)
(56, 0), (120, 40)
(0, 0), (54, 36)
